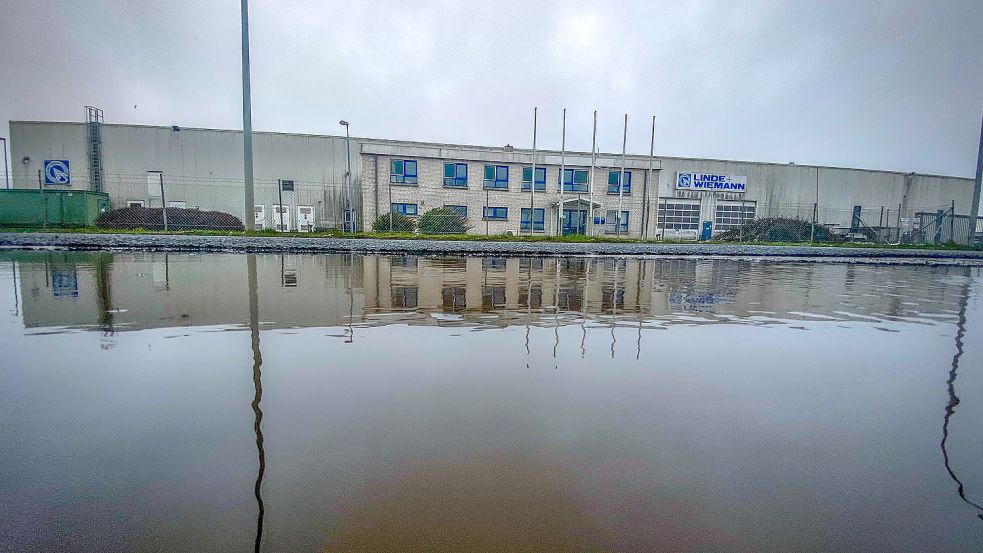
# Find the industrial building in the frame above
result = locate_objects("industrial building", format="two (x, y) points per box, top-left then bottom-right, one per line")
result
(7, 117), (978, 240)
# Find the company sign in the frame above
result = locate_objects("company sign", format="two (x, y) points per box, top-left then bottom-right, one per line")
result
(676, 172), (746, 193)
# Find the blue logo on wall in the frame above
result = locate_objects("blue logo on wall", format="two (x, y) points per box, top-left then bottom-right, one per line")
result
(43, 160), (71, 185)
(677, 173), (692, 187)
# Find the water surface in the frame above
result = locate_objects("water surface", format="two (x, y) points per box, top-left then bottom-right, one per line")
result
(1, 252), (981, 552)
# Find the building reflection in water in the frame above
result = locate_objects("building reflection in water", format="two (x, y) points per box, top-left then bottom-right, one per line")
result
(3, 251), (982, 539)
(8, 251), (976, 340)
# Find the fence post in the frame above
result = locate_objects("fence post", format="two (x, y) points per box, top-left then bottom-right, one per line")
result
(37, 169), (46, 229)
(277, 178), (284, 232)
(810, 202), (817, 242)
(739, 199), (745, 242)
(950, 199), (955, 243)
(159, 172), (168, 231)
(897, 203), (902, 242)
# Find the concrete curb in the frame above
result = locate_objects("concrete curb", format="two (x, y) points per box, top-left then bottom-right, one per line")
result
(2, 232), (982, 262)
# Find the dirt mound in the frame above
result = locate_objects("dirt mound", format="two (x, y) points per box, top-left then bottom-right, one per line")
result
(716, 217), (841, 242)
(96, 206), (244, 231)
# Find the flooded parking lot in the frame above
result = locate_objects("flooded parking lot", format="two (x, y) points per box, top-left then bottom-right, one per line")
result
(1, 251), (981, 552)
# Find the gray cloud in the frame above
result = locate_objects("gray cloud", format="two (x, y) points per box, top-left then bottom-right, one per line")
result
(1, 0), (981, 176)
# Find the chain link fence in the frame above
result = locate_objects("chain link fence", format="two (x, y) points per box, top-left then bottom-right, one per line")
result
(713, 202), (981, 246)
(6, 168), (981, 246)
(9, 170), (355, 232)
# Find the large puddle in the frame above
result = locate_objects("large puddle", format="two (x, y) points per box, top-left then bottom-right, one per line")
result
(1, 252), (981, 552)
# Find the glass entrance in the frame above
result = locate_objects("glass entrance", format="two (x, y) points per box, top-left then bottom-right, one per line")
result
(562, 209), (587, 235)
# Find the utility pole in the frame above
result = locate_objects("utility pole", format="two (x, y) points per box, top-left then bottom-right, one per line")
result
(558, 109), (566, 236)
(617, 114), (628, 237)
(588, 111), (597, 237)
(241, 0), (255, 231)
(529, 107), (538, 235)
(970, 111), (982, 244)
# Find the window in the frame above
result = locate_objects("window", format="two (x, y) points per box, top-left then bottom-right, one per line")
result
(483, 257), (507, 270)
(714, 202), (756, 230)
(520, 208), (545, 231)
(482, 286), (507, 308)
(518, 258), (544, 270)
(483, 165), (509, 189)
(127, 200), (145, 208)
(443, 162), (468, 187)
(390, 159), (418, 185)
(607, 170), (632, 194)
(391, 203), (418, 216)
(562, 168), (589, 192)
(658, 199), (701, 230)
(483, 206), (508, 220)
(442, 286), (467, 311)
(521, 166), (546, 191)
(444, 204), (467, 218)
(393, 255), (418, 268)
(605, 210), (629, 234)
(392, 286), (418, 308)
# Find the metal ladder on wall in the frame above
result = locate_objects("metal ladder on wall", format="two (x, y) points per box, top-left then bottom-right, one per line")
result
(85, 106), (104, 193)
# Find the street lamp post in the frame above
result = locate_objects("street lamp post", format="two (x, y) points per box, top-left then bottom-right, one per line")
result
(240, 0), (255, 231)
(339, 120), (354, 233)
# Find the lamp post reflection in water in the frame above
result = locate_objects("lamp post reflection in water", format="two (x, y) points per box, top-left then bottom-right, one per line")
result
(940, 267), (983, 521)
(247, 254), (266, 552)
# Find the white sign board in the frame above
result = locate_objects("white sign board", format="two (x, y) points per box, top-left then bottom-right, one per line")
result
(676, 172), (747, 193)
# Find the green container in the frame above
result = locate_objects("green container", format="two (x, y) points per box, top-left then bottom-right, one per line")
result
(0, 189), (111, 227)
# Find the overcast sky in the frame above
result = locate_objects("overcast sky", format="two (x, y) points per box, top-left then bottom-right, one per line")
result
(1, 0), (982, 177)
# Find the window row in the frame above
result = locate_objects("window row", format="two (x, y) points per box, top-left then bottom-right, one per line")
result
(390, 159), (631, 194)
(388, 203), (544, 231)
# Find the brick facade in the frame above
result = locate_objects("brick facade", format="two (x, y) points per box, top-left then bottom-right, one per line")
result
(360, 151), (661, 238)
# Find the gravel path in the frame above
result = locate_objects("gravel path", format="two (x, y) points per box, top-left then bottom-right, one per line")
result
(2, 232), (982, 263)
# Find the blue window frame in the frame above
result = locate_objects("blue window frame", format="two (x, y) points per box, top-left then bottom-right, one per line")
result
(483, 165), (509, 189)
(444, 204), (467, 218)
(390, 159), (418, 185)
(607, 170), (631, 194)
(521, 166), (546, 191)
(391, 203), (418, 216)
(443, 162), (468, 187)
(520, 208), (545, 231)
(605, 210), (629, 233)
(483, 206), (508, 220)
(562, 168), (589, 192)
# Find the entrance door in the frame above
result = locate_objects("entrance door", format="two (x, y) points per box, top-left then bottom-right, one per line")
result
(563, 209), (587, 235)
(297, 205), (315, 232)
